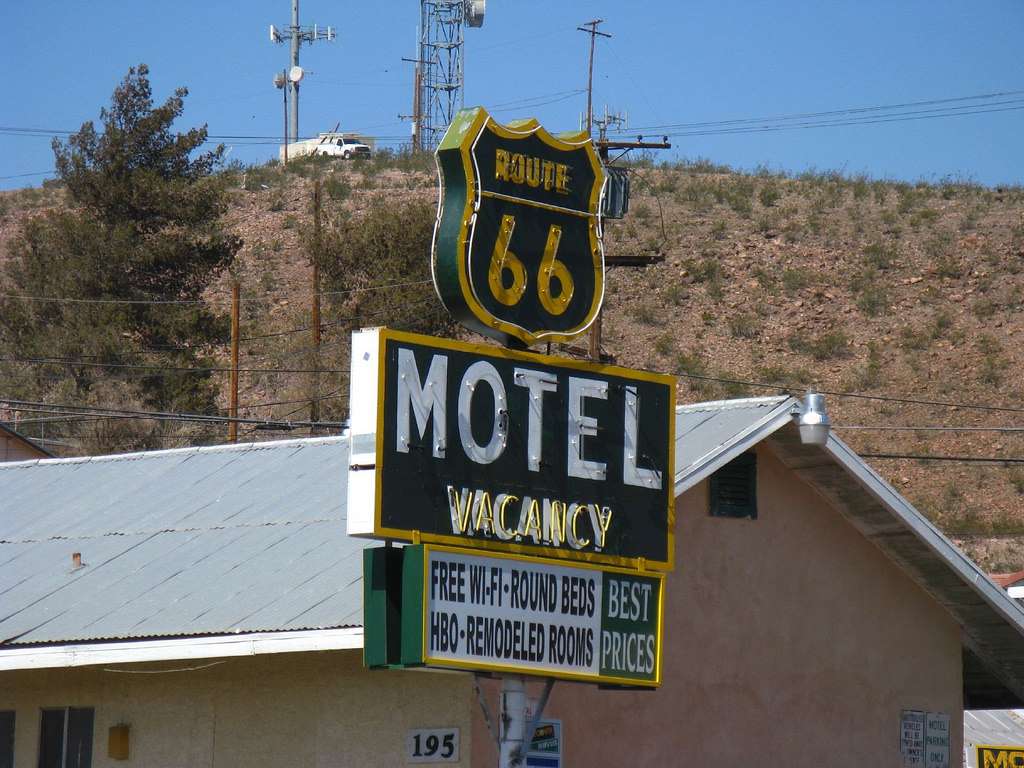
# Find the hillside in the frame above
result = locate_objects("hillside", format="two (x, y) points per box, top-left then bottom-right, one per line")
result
(2, 154), (1024, 570)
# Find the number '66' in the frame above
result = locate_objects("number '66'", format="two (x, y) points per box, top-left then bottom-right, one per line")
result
(487, 214), (574, 316)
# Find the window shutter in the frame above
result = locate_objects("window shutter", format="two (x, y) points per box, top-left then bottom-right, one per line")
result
(0, 711), (13, 768)
(38, 710), (65, 768)
(709, 452), (757, 519)
(66, 709), (94, 768)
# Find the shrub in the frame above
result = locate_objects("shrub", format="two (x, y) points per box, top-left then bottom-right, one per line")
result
(654, 334), (675, 356)
(756, 363), (811, 389)
(972, 298), (997, 319)
(790, 330), (849, 360)
(862, 241), (896, 270)
(728, 312), (759, 339)
(758, 183), (781, 208)
(324, 174), (351, 201)
(782, 268), (809, 294)
(630, 302), (659, 325)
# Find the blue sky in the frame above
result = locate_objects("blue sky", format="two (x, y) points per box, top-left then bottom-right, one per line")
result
(3, 1), (1023, 190)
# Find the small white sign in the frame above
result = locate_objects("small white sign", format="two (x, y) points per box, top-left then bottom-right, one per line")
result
(901, 710), (925, 766)
(925, 712), (950, 768)
(406, 728), (459, 764)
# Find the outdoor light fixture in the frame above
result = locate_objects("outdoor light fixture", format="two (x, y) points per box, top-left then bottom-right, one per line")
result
(795, 390), (831, 446)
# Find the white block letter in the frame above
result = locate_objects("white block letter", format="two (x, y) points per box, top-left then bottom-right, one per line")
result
(396, 348), (447, 457)
(513, 367), (558, 472)
(567, 377), (607, 481)
(623, 386), (662, 488)
(458, 361), (508, 464)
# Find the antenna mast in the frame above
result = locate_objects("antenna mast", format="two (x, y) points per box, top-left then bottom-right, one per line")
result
(270, 1), (336, 142)
(407, 1), (485, 151)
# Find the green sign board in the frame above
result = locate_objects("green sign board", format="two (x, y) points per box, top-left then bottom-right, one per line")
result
(432, 107), (606, 348)
(347, 328), (677, 571)
(364, 544), (663, 687)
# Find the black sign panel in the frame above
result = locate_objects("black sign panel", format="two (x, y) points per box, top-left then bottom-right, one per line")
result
(369, 329), (676, 570)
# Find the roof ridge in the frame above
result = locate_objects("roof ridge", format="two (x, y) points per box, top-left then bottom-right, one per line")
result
(0, 517), (344, 545)
(0, 434), (349, 469)
(677, 395), (792, 413)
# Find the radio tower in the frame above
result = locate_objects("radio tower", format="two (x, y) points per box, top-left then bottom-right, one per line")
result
(410, 1), (486, 151)
(270, 1), (336, 141)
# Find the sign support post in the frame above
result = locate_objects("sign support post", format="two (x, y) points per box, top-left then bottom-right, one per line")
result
(499, 676), (527, 768)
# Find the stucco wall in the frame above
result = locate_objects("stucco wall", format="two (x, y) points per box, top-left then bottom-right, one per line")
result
(1, 649), (473, 767)
(472, 442), (964, 766)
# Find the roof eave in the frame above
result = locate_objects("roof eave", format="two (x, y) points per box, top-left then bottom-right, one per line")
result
(674, 396), (797, 495)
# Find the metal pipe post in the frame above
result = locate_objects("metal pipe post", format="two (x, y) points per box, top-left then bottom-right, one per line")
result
(290, 0), (300, 140)
(498, 676), (528, 768)
(282, 70), (289, 165)
(228, 281), (240, 442)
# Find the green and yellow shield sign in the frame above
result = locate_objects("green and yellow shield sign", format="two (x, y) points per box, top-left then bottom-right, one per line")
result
(433, 107), (606, 348)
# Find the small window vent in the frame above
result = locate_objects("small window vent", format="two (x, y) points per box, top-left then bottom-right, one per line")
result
(709, 452), (757, 519)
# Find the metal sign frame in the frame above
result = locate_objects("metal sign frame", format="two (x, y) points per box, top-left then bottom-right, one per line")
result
(348, 327), (677, 571)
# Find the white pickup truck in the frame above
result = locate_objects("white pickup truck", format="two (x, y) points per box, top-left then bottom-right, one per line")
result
(280, 133), (372, 162)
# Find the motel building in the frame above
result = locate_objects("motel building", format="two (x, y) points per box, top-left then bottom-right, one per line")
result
(2, 394), (1024, 767)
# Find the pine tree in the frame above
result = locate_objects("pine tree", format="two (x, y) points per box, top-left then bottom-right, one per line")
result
(0, 65), (240, 452)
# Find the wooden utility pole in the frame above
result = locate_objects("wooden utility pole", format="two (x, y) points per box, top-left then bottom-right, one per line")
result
(229, 281), (240, 442)
(310, 177), (323, 434)
(400, 55), (428, 151)
(578, 19), (611, 361)
(577, 19), (611, 136)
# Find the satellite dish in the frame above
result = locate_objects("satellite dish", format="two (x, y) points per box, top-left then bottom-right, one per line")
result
(466, 0), (485, 27)
(273, 72), (286, 89)
(288, 66), (305, 83)
(270, 24), (280, 43)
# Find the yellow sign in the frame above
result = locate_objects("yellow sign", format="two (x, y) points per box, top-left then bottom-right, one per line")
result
(978, 746), (1024, 767)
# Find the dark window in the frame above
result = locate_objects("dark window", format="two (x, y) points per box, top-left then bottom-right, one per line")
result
(1, 711), (14, 768)
(38, 708), (93, 768)
(709, 452), (757, 519)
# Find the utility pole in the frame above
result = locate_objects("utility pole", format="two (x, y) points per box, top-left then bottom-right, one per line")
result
(228, 281), (240, 443)
(270, 1), (336, 142)
(400, 33), (425, 153)
(578, 20), (611, 361)
(577, 19), (611, 137)
(310, 178), (323, 434)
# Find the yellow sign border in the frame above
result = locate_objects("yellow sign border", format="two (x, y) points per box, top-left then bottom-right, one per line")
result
(418, 543), (665, 687)
(976, 745), (1024, 765)
(372, 327), (677, 572)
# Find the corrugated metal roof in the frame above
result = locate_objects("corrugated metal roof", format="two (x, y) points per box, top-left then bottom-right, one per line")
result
(0, 437), (367, 645)
(0, 399), (795, 649)
(965, 710), (1024, 766)
(675, 396), (795, 491)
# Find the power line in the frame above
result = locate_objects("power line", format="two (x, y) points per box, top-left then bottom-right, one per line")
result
(651, 103), (1024, 140)
(0, 170), (53, 180)
(0, 278), (433, 306)
(243, 391), (346, 410)
(0, 399), (345, 430)
(859, 452), (1024, 465)
(619, 88), (1024, 133)
(0, 357), (346, 375)
(838, 426), (1024, 433)
(673, 371), (1024, 416)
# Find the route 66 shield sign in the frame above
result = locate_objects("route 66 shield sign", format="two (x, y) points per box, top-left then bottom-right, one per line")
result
(432, 107), (606, 348)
